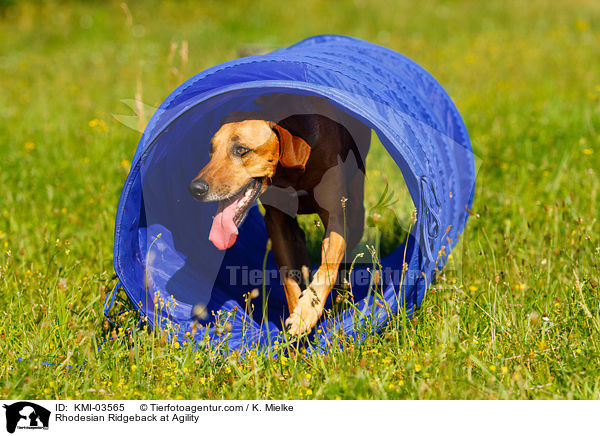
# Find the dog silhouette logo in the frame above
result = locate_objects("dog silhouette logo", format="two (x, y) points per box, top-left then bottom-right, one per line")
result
(2, 402), (50, 433)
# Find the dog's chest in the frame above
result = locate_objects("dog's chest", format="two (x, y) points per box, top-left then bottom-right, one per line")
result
(296, 190), (319, 214)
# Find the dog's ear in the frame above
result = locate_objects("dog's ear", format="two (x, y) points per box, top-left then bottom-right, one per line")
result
(271, 123), (311, 171)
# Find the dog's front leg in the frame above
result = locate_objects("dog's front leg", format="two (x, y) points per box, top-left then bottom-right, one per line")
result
(285, 217), (346, 335)
(264, 205), (311, 314)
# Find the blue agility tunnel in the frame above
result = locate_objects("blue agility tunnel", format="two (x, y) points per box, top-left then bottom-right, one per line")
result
(109, 35), (475, 351)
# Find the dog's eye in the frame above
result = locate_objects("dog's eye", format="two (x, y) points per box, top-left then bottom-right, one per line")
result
(233, 146), (250, 157)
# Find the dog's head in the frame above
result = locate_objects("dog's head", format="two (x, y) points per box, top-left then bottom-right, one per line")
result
(189, 119), (310, 250)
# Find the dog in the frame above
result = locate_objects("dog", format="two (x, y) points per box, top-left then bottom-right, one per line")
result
(188, 96), (370, 335)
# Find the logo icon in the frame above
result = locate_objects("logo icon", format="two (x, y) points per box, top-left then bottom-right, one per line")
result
(2, 402), (50, 434)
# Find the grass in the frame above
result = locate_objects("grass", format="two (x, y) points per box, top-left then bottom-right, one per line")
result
(0, 0), (599, 399)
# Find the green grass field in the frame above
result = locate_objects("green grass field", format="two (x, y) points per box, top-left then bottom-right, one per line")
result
(1, 0), (599, 399)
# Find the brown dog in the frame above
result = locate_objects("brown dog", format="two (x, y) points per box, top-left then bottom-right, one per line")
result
(189, 102), (370, 335)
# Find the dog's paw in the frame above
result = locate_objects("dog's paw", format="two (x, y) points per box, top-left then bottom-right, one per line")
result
(284, 290), (322, 336)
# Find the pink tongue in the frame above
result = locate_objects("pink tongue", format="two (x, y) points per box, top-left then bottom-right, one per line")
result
(209, 198), (240, 250)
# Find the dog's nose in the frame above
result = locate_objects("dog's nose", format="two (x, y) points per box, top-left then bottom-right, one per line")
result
(188, 179), (209, 199)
